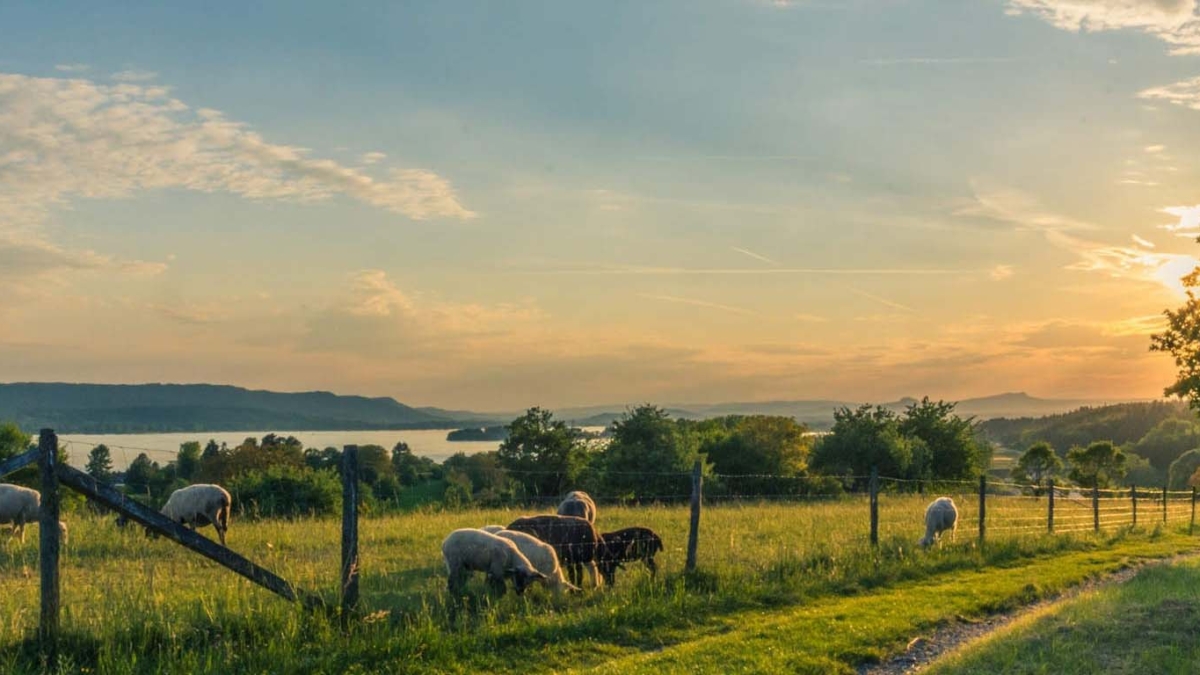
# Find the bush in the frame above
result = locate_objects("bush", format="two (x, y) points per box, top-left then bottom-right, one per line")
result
(227, 465), (341, 518)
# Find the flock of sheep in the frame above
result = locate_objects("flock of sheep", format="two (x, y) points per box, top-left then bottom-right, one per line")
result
(443, 490), (665, 596)
(1, 479), (957, 595)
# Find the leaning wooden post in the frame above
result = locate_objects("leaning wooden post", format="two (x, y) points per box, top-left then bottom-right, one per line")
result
(38, 429), (60, 660)
(1132, 484), (1138, 528)
(1163, 484), (1169, 525)
(341, 445), (360, 626)
(869, 467), (879, 547)
(1047, 479), (1055, 534)
(686, 460), (702, 573)
(1092, 484), (1100, 533)
(978, 474), (987, 545)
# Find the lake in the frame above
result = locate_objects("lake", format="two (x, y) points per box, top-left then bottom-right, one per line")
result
(58, 429), (510, 471)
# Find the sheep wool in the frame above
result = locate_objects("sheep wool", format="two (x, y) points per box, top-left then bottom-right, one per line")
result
(919, 497), (958, 548)
(556, 490), (597, 523)
(160, 484), (232, 546)
(442, 528), (546, 596)
(0, 484), (42, 543)
(492, 529), (580, 594)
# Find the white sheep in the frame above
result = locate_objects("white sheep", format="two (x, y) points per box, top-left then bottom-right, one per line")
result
(442, 528), (547, 595)
(0, 483), (67, 544)
(492, 529), (581, 594)
(480, 524), (506, 534)
(159, 484), (232, 546)
(918, 496), (958, 548)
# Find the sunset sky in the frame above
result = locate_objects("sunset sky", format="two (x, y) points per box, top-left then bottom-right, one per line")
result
(3, 1), (1200, 411)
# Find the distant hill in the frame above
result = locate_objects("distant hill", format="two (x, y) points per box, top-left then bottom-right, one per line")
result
(0, 382), (1136, 435)
(557, 392), (1106, 431)
(978, 400), (1190, 450)
(0, 383), (490, 433)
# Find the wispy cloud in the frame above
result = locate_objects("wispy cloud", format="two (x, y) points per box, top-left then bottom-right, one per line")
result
(794, 313), (829, 322)
(1160, 205), (1200, 232)
(514, 262), (968, 276)
(990, 264), (1015, 281)
(1145, 144), (1166, 153)
(1007, 1), (1200, 55)
(0, 71), (475, 235)
(638, 293), (760, 316)
(957, 182), (1096, 232)
(1139, 76), (1200, 110)
(860, 57), (1016, 66)
(961, 184), (1199, 296)
(361, 151), (387, 165)
(111, 69), (158, 82)
(54, 64), (89, 73)
(730, 246), (778, 265)
(849, 287), (914, 312)
(1132, 234), (1156, 248)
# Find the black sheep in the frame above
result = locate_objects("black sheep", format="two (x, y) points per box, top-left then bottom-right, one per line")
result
(597, 526), (663, 586)
(506, 514), (602, 588)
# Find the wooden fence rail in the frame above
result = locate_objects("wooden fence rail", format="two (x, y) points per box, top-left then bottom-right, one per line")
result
(0, 446), (38, 478)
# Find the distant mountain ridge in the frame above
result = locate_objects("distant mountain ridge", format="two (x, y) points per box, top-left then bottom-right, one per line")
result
(0, 382), (482, 433)
(0, 383), (1133, 434)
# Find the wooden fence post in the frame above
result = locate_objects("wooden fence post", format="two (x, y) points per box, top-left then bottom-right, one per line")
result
(1092, 484), (1100, 533)
(38, 429), (60, 661)
(1047, 479), (1055, 534)
(1191, 487), (1196, 536)
(869, 467), (879, 547)
(341, 445), (360, 626)
(978, 474), (987, 545)
(686, 460), (702, 573)
(1132, 485), (1138, 528)
(1163, 485), (1169, 525)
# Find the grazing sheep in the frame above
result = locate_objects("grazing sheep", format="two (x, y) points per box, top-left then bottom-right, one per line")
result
(556, 490), (596, 523)
(918, 497), (958, 548)
(441, 528), (546, 596)
(507, 514), (603, 588)
(157, 484), (232, 546)
(492, 529), (580, 594)
(597, 526), (664, 586)
(480, 524), (506, 534)
(0, 484), (67, 544)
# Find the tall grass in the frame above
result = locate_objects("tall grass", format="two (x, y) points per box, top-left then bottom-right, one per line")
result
(0, 495), (1186, 673)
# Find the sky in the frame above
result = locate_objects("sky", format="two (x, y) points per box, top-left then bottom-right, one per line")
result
(3, 0), (1200, 411)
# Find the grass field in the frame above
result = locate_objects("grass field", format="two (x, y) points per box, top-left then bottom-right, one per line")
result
(927, 556), (1200, 674)
(1, 496), (1197, 674)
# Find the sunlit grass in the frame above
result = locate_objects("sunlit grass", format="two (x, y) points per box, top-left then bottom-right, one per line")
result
(927, 557), (1200, 675)
(0, 497), (1195, 673)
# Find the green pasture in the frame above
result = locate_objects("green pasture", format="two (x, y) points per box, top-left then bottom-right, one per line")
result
(0, 496), (1196, 674)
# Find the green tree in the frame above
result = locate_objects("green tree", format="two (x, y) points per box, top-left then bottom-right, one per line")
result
(900, 397), (990, 481)
(497, 407), (585, 497)
(1010, 441), (1062, 494)
(124, 453), (156, 498)
(1168, 449), (1200, 490)
(1152, 273), (1200, 411)
(86, 444), (115, 482)
(356, 444), (393, 486)
(602, 405), (704, 500)
(1066, 441), (1127, 488)
(809, 405), (913, 486)
(176, 441), (201, 481)
(1132, 418), (1200, 471)
(390, 442), (428, 485)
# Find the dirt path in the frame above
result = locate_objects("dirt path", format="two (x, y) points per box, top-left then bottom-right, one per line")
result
(857, 552), (1200, 675)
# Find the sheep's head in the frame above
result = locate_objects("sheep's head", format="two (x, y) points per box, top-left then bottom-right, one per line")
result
(511, 568), (547, 595)
(918, 535), (933, 548)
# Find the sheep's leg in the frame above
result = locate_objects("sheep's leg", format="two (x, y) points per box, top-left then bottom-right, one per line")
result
(586, 561), (602, 589)
(644, 555), (658, 577)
